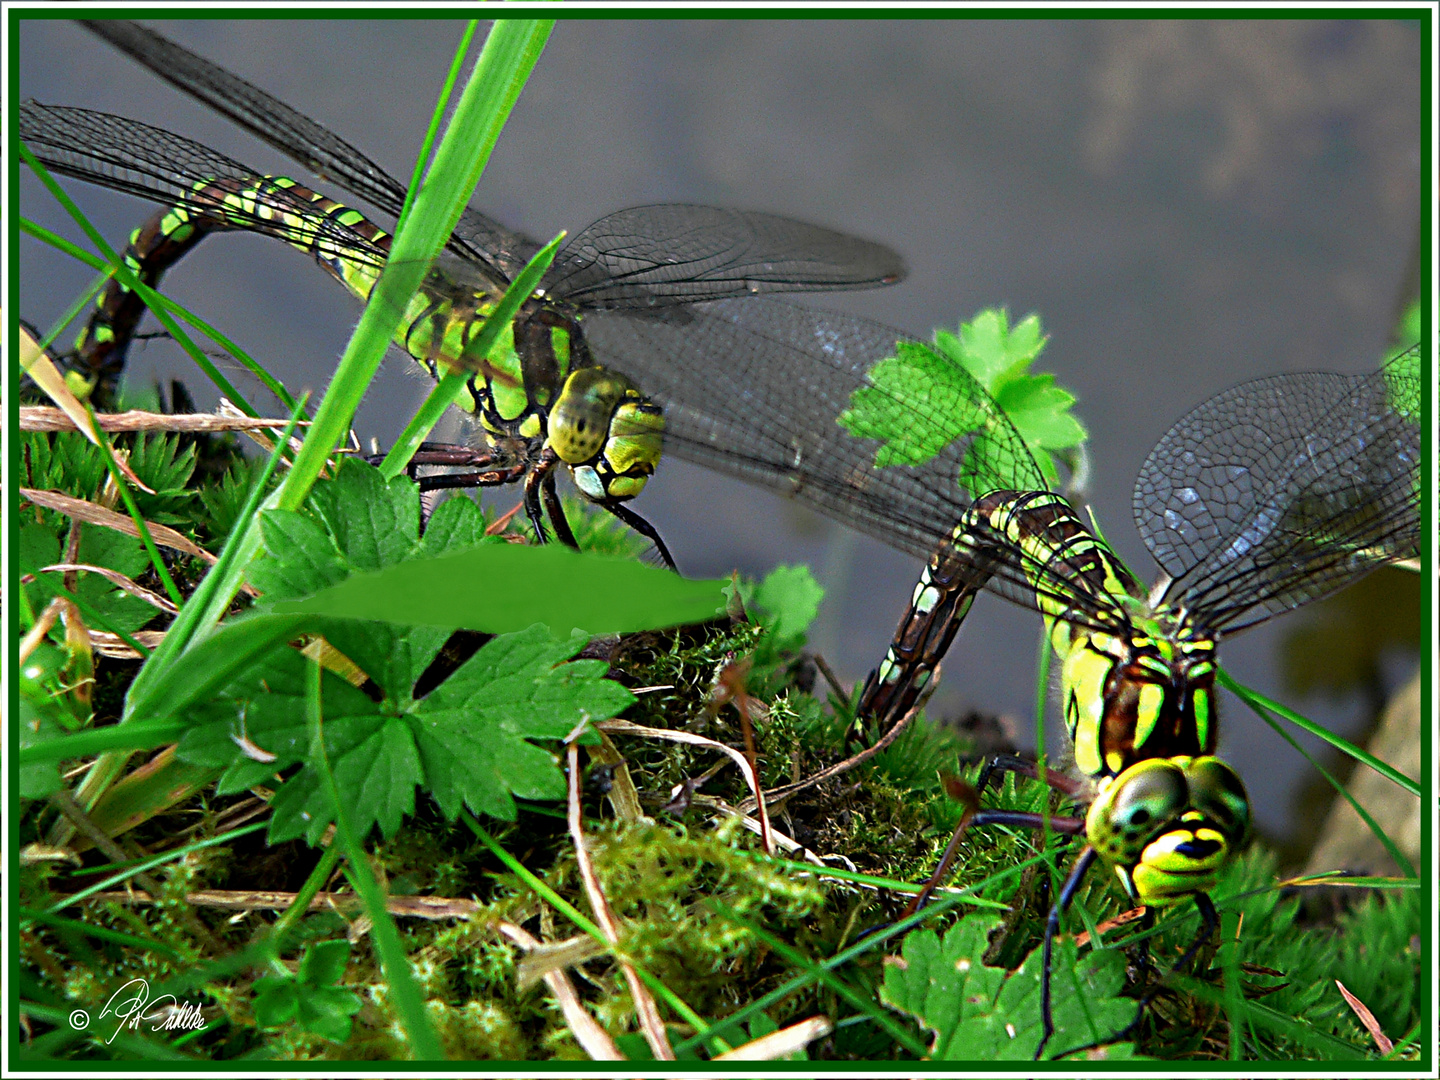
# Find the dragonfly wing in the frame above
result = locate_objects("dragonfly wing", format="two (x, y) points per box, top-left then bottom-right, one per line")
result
(542, 206), (906, 308)
(587, 298), (1125, 631)
(81, 19), (532, 283)
(1134, 345), (1422, 633)
(20, 102), (391, 276)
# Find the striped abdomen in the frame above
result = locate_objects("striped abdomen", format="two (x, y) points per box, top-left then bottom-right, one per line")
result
(858, 490), (1217, 781)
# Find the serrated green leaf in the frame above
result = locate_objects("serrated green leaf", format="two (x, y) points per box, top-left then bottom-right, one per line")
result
(200, 456), (277, 545)
(250, 975), (299, 1027)
(992, 375), (1086, 451)
(249, 508), (351, 600)
(944, 308), (1046, 388)
(179, 622), (630, 839)
(174, 462), (650, 841)
(934, 309), (1086, 487)
(125, 432), (197, 522)
(881, 913), (1138, 1061)
(414, 491), (492, 555)
(307, 459), (419, 571)
(838, 339), (996, 470)
(415, 625), (632, 820)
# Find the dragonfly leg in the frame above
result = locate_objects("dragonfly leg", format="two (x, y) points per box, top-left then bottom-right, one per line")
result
(366, 441), (531, 492)
(1035, 844), (1103, 1060)
(602, 500), (677, 572)
(976, 753), (1088, 801)
(1129, 891), (1218, 1022)
(902, 802), (1086, 920)
(539, 462), (582, 551)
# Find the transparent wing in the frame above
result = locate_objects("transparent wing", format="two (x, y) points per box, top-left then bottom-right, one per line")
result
(587, 297), (1133, 633)
(80, 18), (535, 283)
(20, 101), (392, 274)
(1134, 345), (1422, 633)
(82, 21), (908, 310)
(543, 205), (906, 307)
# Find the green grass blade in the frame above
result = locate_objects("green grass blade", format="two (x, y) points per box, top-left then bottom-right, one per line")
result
(1220, 668), (1417, 877)
(278, 18), (552, 512)
(1217, 668), (1419, 796)
(305, 657), (442, 1059)
(46, 822), (265, 914)
(394, 20), (479, 233)
(123, 397), (307, 719)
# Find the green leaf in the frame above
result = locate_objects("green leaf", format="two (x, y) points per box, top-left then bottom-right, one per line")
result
(298, 938), (352, 986)
(178, 461), (638, 841)
(252, 939), (362, 1042)
(836, 308), (1084, 496)
(880, 914), (1137, 1060)
(259, 460), (726, 636)
(199, 456), (277, 545)
(932, 309), (1087, 487)
(838, 339), (995, 470)
(748, 564), (825, 650)
(937, 308), (1043, 387)
(179, 622), (629, 842)
(20, 522), (157, 640)
(18, 697), (66, 800)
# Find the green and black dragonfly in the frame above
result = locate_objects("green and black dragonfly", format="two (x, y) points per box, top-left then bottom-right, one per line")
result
(583, 292), (1420, 1048)
(23, 20), (907, 569)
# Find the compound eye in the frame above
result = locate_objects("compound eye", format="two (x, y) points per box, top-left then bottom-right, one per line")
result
(1109, 760), (1187, 835)
(1088, 759), (1189, 869)
(1185, 757), (1251, 838)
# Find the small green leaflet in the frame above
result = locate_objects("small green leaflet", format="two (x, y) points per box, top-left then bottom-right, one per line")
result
(251, 939), (362, 1042)
(837, 308), (1087, 490)
(744, 564), (825, 653)
(880, 914), (1138, 1061)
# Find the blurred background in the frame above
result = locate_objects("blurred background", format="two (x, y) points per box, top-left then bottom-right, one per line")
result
(17, 17), (1424, 852)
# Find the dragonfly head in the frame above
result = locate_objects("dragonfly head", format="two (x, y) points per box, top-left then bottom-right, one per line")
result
(1086, 755), (1250, 907)
(547, 367), (665, 503)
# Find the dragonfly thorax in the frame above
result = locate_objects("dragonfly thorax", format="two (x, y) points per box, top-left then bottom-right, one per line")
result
(1062, 620), (1217, 781)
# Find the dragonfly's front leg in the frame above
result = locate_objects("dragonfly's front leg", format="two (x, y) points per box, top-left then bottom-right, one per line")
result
(379, 440), (529, 492)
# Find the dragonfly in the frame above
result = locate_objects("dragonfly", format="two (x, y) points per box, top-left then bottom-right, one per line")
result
(850, 341), (1421, 1055)
(22, 20), (906, 569)
(571, 300), (1419, 1054)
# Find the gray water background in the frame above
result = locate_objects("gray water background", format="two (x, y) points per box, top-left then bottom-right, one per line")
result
(17, 17), (1423, 845)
